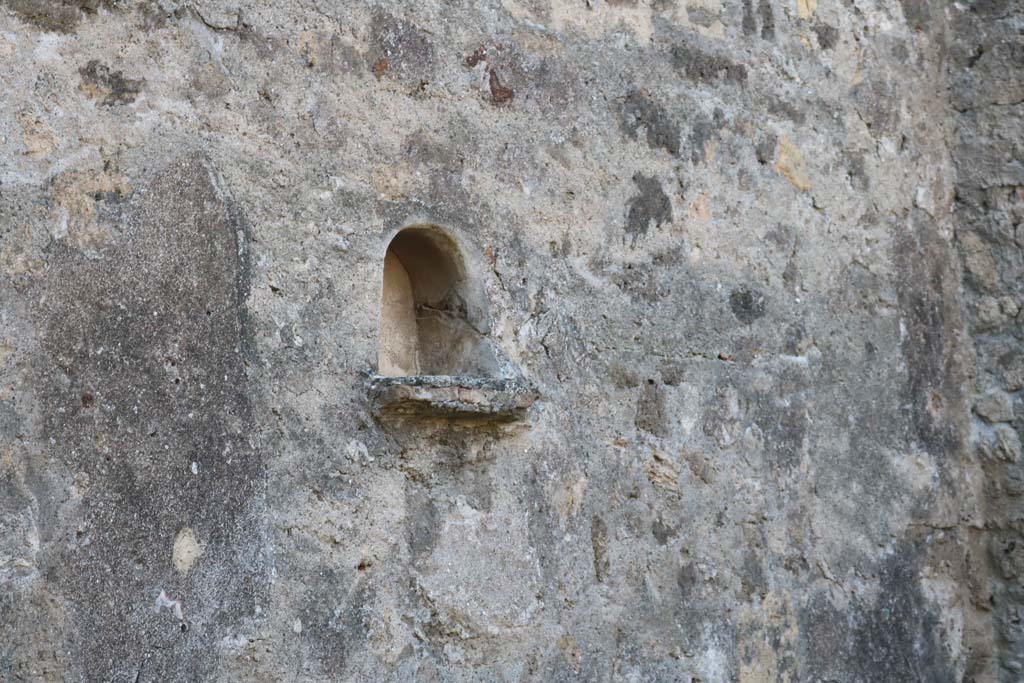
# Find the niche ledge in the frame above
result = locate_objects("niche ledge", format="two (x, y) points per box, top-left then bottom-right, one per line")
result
(367, 375), (536, 422)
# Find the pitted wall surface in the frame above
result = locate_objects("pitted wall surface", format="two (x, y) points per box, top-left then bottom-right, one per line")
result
(0, 0), (1015, 680)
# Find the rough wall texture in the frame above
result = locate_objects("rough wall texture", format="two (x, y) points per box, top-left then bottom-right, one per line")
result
(950, 0), (1024, 680)
(0, 0), (1017, 681)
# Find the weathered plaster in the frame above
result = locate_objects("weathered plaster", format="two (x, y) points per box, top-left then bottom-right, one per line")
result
(0, 0), (1016, 680)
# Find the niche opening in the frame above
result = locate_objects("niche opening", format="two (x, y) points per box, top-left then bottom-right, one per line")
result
(378, 226), (494, 377)
(373, 226), (534, 422)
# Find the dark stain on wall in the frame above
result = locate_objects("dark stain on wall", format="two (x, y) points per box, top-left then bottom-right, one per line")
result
(368, 11), (436, 88)
(625, 174), (672, 246)
(2, 0), (110, 32)
(616, 90), (681, 156)
(729, 286), (767, 324)
(893, 212), (963, 462)
(688, 109), (724, 164)
(636, 379), (669, 437)
(671, 40), (748, 83)
(800, 543), (955, 681)
(79, 60), (144, 106)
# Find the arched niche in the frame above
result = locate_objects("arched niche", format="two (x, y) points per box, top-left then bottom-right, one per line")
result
(377, 226), (497, 378)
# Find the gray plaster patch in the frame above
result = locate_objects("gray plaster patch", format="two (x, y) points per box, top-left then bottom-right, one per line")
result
(28, 153), (264, 680)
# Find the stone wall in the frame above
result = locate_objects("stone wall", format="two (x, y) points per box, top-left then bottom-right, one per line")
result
(950, 0), (1024, 679)
(0, 0), (1016, 680)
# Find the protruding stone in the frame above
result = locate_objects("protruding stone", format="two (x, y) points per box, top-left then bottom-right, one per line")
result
(976, 296), (1006, 330)
(980, 425), (1022, 463)
(367, 375), (536, 422)
(797, 0), (817, 19)
(775, 137), (812, 191)
(976, 391), (1014, 423)
(960, 231), (1000, 292)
